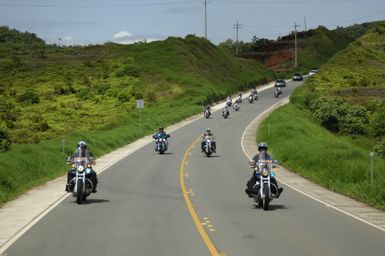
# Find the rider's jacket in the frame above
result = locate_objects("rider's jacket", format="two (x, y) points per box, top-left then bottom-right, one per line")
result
(71, 149), (94, 159)
(252, 152), (273, 164)
(202, 132), (214, 140)
(153, 131), (170, 140)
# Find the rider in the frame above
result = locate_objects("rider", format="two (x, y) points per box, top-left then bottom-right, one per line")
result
(201, 128), (216, 153)
(237, 93), (242, 103)
(222, 105), (229, 116)
(204, 104), (211, 115)
(65, 141), (98, 193)
(245, 142), (283, 198)
(153, 127), (170, 144)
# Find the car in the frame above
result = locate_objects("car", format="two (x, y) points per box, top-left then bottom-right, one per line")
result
(275, 79), (286, 87)
(292, 72), (303, 81)
(309, 68), (318, 75)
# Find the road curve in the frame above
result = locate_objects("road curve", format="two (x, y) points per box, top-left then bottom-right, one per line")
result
(6, 80), (385, 256)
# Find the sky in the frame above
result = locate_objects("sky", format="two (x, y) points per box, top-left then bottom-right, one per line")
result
(0, 0), (384, 45)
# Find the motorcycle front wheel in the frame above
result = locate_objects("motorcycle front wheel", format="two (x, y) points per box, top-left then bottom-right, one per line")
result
(76, 180), (83, 204)
(263, 185), (270, 211)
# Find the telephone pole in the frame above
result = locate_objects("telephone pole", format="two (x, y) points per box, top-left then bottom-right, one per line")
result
(304, 16), (307, 31)
(204, 0), (207, 39)
(294, 23), (301, 68)
(233, 20), (243, 55)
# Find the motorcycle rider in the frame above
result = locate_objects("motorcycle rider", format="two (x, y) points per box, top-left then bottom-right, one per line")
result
(201, 128), (216, 153)
(222, 105), (229, 117)
(245, 142), (283, 198)
(204, 104), (211, 117)
(226, 96), (232, 106)
(65, 141), (98, 193)
(233, 100), (240, 111)
(237, 93), (242, 103)
(152, 127), (170, 146)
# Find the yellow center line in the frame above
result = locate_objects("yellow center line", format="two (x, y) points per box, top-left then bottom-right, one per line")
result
(179, 136), (220, 256)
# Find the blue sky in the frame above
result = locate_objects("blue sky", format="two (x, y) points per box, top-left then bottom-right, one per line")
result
(0, 0), (384, 45)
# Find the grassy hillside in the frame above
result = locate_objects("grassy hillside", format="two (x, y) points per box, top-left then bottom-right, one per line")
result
(0, 27), (275, 205)
(257, 22), (385, 209)
(222, 21), (382, 75)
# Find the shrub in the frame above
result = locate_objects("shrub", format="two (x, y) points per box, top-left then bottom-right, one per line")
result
(0, 122), (11, 152)
(16, 90), (40, 104)
(115, 64), (140, 77)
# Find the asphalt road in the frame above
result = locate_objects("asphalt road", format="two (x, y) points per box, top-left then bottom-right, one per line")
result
(7, 81), (385, 256)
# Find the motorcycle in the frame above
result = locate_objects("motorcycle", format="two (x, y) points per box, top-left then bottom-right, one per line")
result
(226, 98), (232, 107)
(203, 136), (215, 157)
(253, 92), (258, 101)
(237, 96), (242, 103)
(155, 137), (168, 154)
(222, 108), (229, 119)
(248, 94), (254, 103)
(233, 102), (240, 111)
(67, 156), (95, 204)
(204, 109), (211, 119)
(274, 87), (281, 98)
(247, 159), (279, 210)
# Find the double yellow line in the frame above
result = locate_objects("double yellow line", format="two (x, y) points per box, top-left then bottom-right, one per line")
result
(179, 136), (221, 256)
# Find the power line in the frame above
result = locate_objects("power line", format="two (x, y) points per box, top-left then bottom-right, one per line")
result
(0, 1), (201, 8)
(204, 0), (208, 39)
(233, 20), (243, 55)
(294, 22), (301, 68)
(212, 0), (360, 5)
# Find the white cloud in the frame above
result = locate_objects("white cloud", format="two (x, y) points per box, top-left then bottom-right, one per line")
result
(112, 31), (160, 44)
(113, 31), (133, 41)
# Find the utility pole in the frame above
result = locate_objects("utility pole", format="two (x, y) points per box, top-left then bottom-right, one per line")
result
(204, 0), (207, 39)
(294, 23), (301, 68)
(233, 20), (243, 55)
(304, 16), (307, 31)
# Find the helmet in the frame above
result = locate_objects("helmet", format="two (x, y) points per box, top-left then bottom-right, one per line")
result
(258, 142), (268, 152)
(206, 128), (211, 133)
(159, 127), (164, 131)
(77, 141), (87, 149)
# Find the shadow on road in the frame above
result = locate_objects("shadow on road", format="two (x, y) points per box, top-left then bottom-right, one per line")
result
(80, 199), (110, 205)
(253, 204), (287, 211)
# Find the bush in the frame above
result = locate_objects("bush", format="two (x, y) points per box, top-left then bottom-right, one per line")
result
(370, 107), (385, 137)
(0, 122), (11, 152)
(16, 90), (40, 104)
(309, 95), (368, 135)
(374, 138), (385, 158)
(115, 64), (140, 77)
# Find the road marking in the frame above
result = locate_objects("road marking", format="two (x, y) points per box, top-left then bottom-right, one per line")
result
(180, 136), (221, 256)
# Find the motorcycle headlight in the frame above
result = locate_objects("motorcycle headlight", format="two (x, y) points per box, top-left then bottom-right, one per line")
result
(262, 170), (269, 176)
(77, 165), (84, 173)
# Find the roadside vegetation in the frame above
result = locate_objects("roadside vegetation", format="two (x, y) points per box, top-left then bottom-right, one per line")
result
(0, 27), (275, 205)
(257, 22), (385, 209)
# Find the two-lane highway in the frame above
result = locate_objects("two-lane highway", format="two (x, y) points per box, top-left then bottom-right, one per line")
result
(6, 81), (385, 255)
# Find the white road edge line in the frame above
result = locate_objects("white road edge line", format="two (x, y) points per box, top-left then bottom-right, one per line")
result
(240, 95), (385, 233)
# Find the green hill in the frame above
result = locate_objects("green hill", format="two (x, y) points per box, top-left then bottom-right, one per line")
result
(222, 21), (382, 75)
(0, 28), (274, 146)
(257, 21), (385, 209)
(0, 27), (275, 205)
